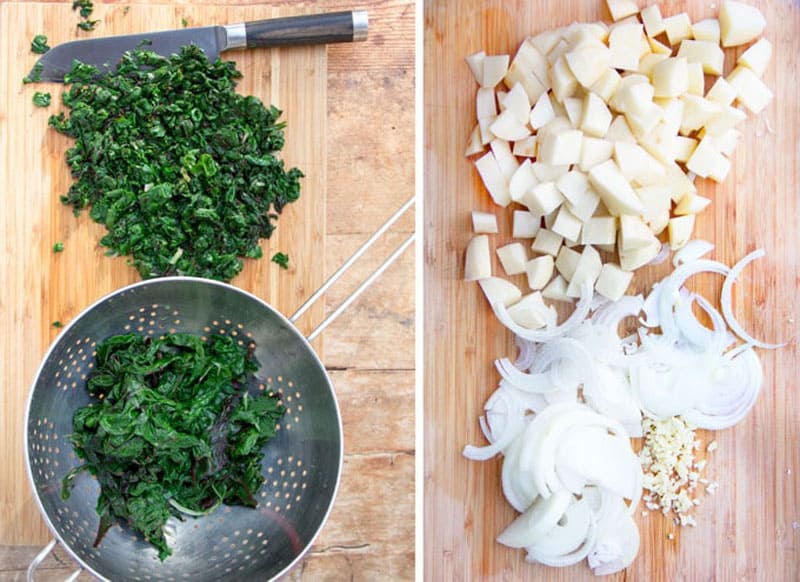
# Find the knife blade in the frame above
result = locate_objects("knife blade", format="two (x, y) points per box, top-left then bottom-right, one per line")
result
(31, 10), (368, 82)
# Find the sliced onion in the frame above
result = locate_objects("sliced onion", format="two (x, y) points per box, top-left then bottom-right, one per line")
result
(493, 281), (593, 342)
(648, 242), (670, 265)
(527, 515), (597, 567)
(496, 489), (573, 548)
(721, 249), (786, 349)
(495, 358), (557, 393)
(673, 239), (714, 267)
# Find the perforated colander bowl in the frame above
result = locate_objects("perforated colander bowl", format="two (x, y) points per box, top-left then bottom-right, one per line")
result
(24, 277), (343, 581)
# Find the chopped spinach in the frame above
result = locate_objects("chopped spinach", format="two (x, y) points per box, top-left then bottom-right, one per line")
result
(33, 92), (51, 107)
(61, 333), (285, 561)
(31, 34), (50, 54)
(77, 19), (99, 31)
(271, 252), (290, 269)
(48, 45), (302, 281)
(181, 18), (189, 28)
(52, 320), (64, 328)
(53, 241), (64, 252)
(72, 0), (94, 18)
(23, 62), (43, 84)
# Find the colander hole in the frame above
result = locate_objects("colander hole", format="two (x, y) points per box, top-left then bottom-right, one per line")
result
(260, 548), (267, 555)
(138, 317), (145, 323)
(286, 504), (292, 510)
(296, 495), (302, 502)
(267, 467), (273, 473)
(219, 329), (226, 335)
(223, 553), (231, 559)
(136, 326), (144, 332)
(231, 330), (238, 337)
(174, 319), (181, 325)
(229, 543), (236, 550)
(148, 320), (155, 326)
(277, 459), (283, 466)
(88, 363), (94, 368)
(302, 483), (307, 489)
(237, 323), (243, 329)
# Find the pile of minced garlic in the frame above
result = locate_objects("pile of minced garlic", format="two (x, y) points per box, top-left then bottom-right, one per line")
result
(640, 416), (719, 527)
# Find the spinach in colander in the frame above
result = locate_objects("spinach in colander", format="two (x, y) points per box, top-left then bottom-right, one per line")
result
(61, 332), (285, 560)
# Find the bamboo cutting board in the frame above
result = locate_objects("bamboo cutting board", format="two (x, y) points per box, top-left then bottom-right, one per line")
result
(424, 1), (799, 580)
(0, 2), (326, 545)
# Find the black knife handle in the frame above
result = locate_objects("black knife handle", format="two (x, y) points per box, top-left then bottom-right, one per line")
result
(244, 11), (368, 47)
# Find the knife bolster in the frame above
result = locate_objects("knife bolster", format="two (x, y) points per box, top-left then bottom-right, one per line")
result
(224, 23), (247, 50)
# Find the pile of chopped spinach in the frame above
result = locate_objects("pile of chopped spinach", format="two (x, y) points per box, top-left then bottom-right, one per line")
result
(73, 0), (99, 31)
(49, 45), (302, 281)
(61, 333), (285, 560)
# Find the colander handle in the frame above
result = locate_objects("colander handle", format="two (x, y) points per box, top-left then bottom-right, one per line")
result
(289, 197), (415, 342)
(26, 539), (83, 582)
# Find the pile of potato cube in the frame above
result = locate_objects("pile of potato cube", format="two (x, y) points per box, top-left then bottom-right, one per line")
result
(465, 0), (772, 327)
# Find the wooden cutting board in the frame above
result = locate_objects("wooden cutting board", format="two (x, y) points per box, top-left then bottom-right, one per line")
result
(0, 2), (326, 545)
(424, 0), (799, 580)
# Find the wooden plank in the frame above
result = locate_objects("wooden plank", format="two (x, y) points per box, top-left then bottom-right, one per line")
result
(424, 0), (800, 580)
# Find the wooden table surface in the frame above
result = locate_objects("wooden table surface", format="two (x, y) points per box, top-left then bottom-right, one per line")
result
(424, 0), (799, 580)
(0, 1), (414, 580)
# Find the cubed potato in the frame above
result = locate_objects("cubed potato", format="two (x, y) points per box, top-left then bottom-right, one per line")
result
(474, 151), (511, 207)
(530, 29), (563, 55)
(507, 293), (549, 329)
(563, 97), (585, 128)
(504, 61), (548, 103)
(719, 0), (766, 47)
(531, 228), (564, 256)
(614, 141), (666, 186)
(497, 242), (529, 275)
(727, 66), (774, 114)
(652, 57), (689, 98)
(478, 117), (496, 145)
(705, 77), (736, 106)
(607, 0), (639, 21)
(703, 105), (747, 136)
(465, 235), (491, 280)
(619, 215), (658, 251)
(581, 216), (617, 245)
(501, 82), (531, 124)
(663, 12), (693, 46)
(506, 39), (549, 88)
(466, 51), (486, 84)
(538, 129), (584, 166)
(595, 263), (634, 301)
(509, 159), (539, 202)
(476, 87), (498, 120)
(513, 135), (538, 158)
(513, 210), (541, 238)
(700, 128), (740, 156)
(478, 277), (523, 307)
(472, 210), (498, 233)
(465, 124), (484, 157)
(529, 92), (557, 129)
(625, 103), (663, 140)
(605, 115), (637, 144)
(523, 182), (564, 216)
(668, 215), (695, 250)
(648, 35), (672, 55)
(579, 136), (615, 172)
(565, 45), (612, 88)
(580, 92), (613, 138)
(738, 38), (772, 78)
(608, 24), (646, 71)
(692, 19), (720, 44)
(547, 39), (570, 65)
(679, 95), (721, 134)
(566, 189), (601, 223)
(674, 193), (712, 215)
(664, 161), (697, 203)
(686, 137), (731, 183)
(619, 238), (662, 270)
(588, 160), (645, 216)
(638, 53), (669, 76)
(563, 22), (610, 45)
(551, 205), (583, 242)
(556, 170), (589, 204)
(636, 185), (671, 227)
(555, 246), (582, 281)
(526, 255), (555, 290)
(566, 245), (603, 297)
(673, 136), (698, 162)
(640, 5), (666, 37)
(490, 109), (532, 141)
(550, 55), (579, 102)
(482, 54), (510, 87)
(590, 68), (622, 102)
(531, 160), (571, 182)
(542, 274), (572, 302)
(677, 40), (725, 75)
(490, 139), (520, 180)
(685, 62), (703, 97)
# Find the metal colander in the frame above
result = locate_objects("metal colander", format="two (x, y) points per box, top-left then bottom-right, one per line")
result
(25, 277), (342, 581)
(24, 197), (414, 581)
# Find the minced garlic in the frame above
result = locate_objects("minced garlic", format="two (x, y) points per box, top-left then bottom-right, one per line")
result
(639, 416), (715, 527)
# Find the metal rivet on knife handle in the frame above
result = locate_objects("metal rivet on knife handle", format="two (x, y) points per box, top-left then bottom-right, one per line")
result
(242, 10), (369, 49)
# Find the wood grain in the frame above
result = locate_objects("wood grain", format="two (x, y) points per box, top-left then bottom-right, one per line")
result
(423, 1), (800, 580)
(0, 0), (415, 579)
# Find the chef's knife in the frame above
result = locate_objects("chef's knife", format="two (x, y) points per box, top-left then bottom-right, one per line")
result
(30, 10), (368, 82)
